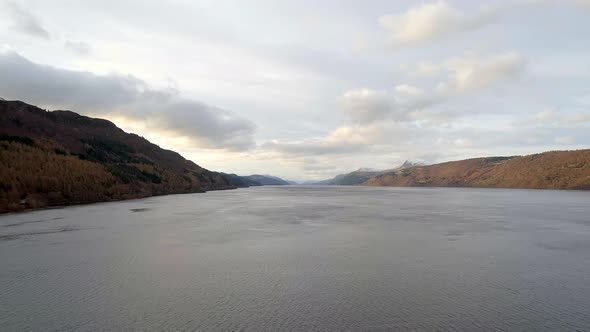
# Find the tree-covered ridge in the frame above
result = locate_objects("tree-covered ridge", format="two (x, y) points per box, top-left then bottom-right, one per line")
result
(0, 100), (243, 212)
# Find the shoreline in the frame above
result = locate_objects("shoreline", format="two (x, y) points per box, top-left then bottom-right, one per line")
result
(0, 185), (242, 215)
(4, 183), (589, 215)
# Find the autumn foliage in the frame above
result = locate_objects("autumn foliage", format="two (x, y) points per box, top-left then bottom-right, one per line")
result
(364, 152), (590, 190)
(0, 100), (238, 212)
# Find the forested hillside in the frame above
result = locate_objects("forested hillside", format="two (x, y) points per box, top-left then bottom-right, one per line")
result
(0, 100), (243, 212)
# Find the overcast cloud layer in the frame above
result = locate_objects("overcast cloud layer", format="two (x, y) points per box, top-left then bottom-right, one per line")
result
(0, 51), (256, 150)
(1, 0), (589, 180)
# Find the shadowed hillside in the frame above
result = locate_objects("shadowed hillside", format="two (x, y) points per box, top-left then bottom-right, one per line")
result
(242, 174), (293, 185)
(363, 152), (590, 190)
(0, 100), (246, 212)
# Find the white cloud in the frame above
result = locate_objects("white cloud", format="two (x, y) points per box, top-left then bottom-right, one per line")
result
(326, 125), (387, 146)
(65, 40), (91, 55)
(340, 85), (443, 125)
(401, 62), (441, 77)
(394, 84), (424, 98)
(440, 53), (527, 93)
(379, 1), (498, 47)
(262, 125), (386, 157)
(340, 89), (394, 124)
(555, 135), (575, 144)
(342, 52), (526, 125)
(5, 2), (50, 39)
(563, 112), (590, 124)
(263, 138), (364, 157)
(515, 108), (590, 127)
(378, 0), (553, 47)
(402, 53), (528, 91)
(0, 51), (256, 150)
(533, 108), (556, 123)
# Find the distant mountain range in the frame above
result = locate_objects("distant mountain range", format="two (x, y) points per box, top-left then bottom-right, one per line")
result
(310, 161), (424, 185)
(311, 154), (590, 190)
(0, 100), (290, 212)
(241, 174), (295, 185)
(221, 173), (294, 186)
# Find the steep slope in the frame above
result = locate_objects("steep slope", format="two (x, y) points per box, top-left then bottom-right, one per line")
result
(0, 100), (245, 212)
(242, 174), (292, 185)
(363, 152), (590, 190)
(221, 173), (262, 187)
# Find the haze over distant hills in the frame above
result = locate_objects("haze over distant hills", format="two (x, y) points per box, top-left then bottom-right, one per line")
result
(311, 161), (425, 185)
(221, 174), (294, 186)
(0, 100), (289, 212)
(241, 175), (295, 186)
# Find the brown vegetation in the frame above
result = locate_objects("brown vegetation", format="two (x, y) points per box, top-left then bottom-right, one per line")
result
(0, 100), (240, 213)
(363, 152), (590, 190)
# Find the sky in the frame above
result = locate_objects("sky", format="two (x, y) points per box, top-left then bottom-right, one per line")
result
(1, 0), (589, 181)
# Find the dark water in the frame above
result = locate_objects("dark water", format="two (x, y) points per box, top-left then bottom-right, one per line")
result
(1, 186), (590, 331)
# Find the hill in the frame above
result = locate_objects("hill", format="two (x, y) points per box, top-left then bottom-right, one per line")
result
(363, 152), (590, 190)
(220, 173), (262, 187)
(241, 174), (293, 185)
(313, 169), (383, 185)
(0, 99), (250, 212)
(312, 161), (424, 185)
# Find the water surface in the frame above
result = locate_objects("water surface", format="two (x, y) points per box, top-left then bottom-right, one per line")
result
(1, 186), (589, 331)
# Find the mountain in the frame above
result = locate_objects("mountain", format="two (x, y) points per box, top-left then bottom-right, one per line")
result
(0, 99), (251, 212)
(309, 153), (590, 191)
(312, 160), (425, 185)
(220, 173), (262, 187)
(363, 152), (590, 190)
(398, 160), (425, 169)
(241, 174), (293, 185)
(313, 169), (383, 185)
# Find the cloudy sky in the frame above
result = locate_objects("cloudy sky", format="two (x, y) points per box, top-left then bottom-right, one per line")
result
(1, 0), (589, 181)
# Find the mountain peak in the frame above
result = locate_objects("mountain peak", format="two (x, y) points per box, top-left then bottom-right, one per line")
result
(399, 160), (425, 169)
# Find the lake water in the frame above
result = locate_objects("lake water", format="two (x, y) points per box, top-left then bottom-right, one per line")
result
(1, 186), (589, 331)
